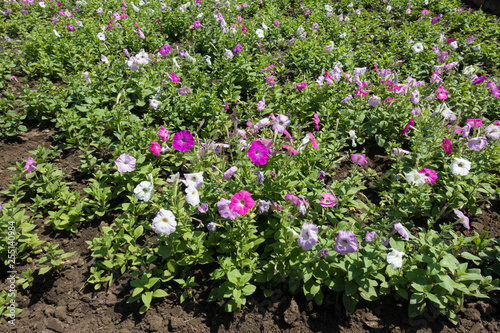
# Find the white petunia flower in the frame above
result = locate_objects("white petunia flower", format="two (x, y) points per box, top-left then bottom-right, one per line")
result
(166, 172), (180, 183)
(412, 42), (424, 53)
(348, 130), (357, 147)
(255, 28), (264, 38)
(134, 181), (154, 201)
(405, 170), (426, 186)
(182, 172), (204, 189)
(450, 158), (471, 176)
(185, 185), (200, 206)
(387, 248), (405, 269)
(152, 209), (176, 235)
(53, 29), (61, 37)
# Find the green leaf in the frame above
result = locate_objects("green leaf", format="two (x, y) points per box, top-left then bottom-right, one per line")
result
(241, 284), (256, 296)
(152, 289), (168, 298)
(408, 293), (426, 317)
(39, 266), (52, 275)
(345, 281), (358, 296)
(141, 291), (153, 307)
(342, 292), (359, 313)
(134, 226), (143, 239)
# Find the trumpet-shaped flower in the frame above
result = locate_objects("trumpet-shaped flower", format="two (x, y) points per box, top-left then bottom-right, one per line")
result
(442, 138), (452, 155)
(218, 198), (239, 220)
(152, 209), (176, 235)
(224, 166), (238, 180)
(134, 181), (154, 201)
(485, 124), (500, 140)
(185, 185), (200, 206)
(149, 141), (161, 156)
(172, 130), (194, 151)
(387, 248), (405, 269)
(334, 230), (358, 255)
(248, 140), (269, 165)
(418, 168), (438, 185)
(450, 158), (471, 176)
(351, 154), (368, 166)
(467, 137), (487, 151)
(115, 153), (136, 173)
(405, 170), (426, 186)
(24, 157), (37, 173)
(319, 193), (337, 207)
(229, 190), (254, 215)
(183, 172), (204, 189)
(394, 222), (409, 240)
(298, 223), (318, 250)
(454, 210), (470, 230)
(158, 126), (169, 142)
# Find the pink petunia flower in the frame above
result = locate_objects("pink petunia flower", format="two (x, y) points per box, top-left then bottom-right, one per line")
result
(442, 138), (452, 155)
(23, 157), (37, 173)
(296, 82), (307, 91)
(172, 130), (194, 152)
(319, 193), (337, 207)
(248, 140), (269, 165)
(229, 190), (255, 215)
(437, 86), (449, 100)
(351, 154), (368, 166)
(149, 141), (161, 156)
(403, 119), (415, 136)
(466, 119), (483, 128)
(158, 126), (169, 142)
(308, 133), (319, 149)
(313, 113), (320, 130)
(418, 168), (438, 184)
(282, 145), (298, 155)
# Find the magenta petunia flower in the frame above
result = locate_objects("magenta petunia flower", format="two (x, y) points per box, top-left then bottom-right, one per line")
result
(248, 140), (269, 165)
(319, 193), (337, 207)
(466, 119), (483, 128)
(158, 126), (169, 142)
(170, 72), (180, 83)
(282, 145), (298, 155)
(229, 190), (255, 215)
(403, 118), (415, 136)
(149, 141), (161, 156)
(296, 82), (307, 91)
(266, 76), (275, 86)
(442, 138), (452, 155)
(437, 86), (449, 100)
(172, 130), (194, 152)
(351, 154), (368, 166)
(308, 133), (319, 149)
(159, 44), (171, 55)
(418, 168), (438, 185)
(23, 157), (37, 173)
(334, 230), (358, 255)
(314, 113), (320, 130)
(394, 223), (409, 241)
(298, 223), (318, 250)
(115, 153), (136, 173)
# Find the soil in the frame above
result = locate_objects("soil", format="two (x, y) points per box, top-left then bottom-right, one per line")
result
(1, 120), (499, 333)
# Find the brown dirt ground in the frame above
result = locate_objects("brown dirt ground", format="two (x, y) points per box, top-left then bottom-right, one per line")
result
(1, 122), (499, 332)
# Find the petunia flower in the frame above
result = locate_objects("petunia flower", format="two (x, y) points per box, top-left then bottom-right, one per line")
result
(149, 99), (160, 110)
(248, 140), (269, 165)
(466, 119), (483, 128)
(387, 248), (405, 269)
(319, 193), (337, 207)
(158, 126), (169, 142)
(23, 157), (37, 173)
(405, 170), (426, 186)
(172, 130), (194, 151)
(485, 124), (500, 140)
(467, 137), (487, 151)
(207, 222), (217, 233)
(134, 181), (154, 201)
(351, 154), (368, 166)
(334, 230), (358, 255)
(255, 170), (264, 185)
(296, 82), (307, 91)
(297, 223), (318, 250)
(403, 119), (415, 136)
(393, 148), (410, 156)
(217, 198), (238, 220)
(437, 86), (448, 100)
(394, 223), (409, 241)
(223, 166), (238, 180)
(314, 113), (320, 130)
(272, 114), (290, 134)
(115, 153), (136, 173)
(229, 190), (255, 215)
(198, 203), (208, 213)
(149, 141), (161, 156)
(454, 210), (470, 230)
(185, 185), (200, 206)
(442, 138), (452, 155)
(365, 231), (378, 242)
(152, 209), (177, 235)
(368, 95), (381, 107)
(450, 158), (471, 176)
(97, 32), (105, 41)
(418, 168), (438, 184)
(183, 172), (204, 189)
(412, 42), (424, 53)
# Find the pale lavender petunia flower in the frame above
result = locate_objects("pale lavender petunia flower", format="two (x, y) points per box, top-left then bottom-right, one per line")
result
(115, 153), (136, 173)
(224, 166), (238, 179)
(217, 197), (239, 220)
(485, 124), (500, 140)
(334, 230), (358, 255)
(394, 222), (409, 240)
(298, 223), (318, 250)
(454, 210), (470, 230)
(467, 137), (487, 151)
(258, 200), (270, 214)
(198, 203), (209, 213)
